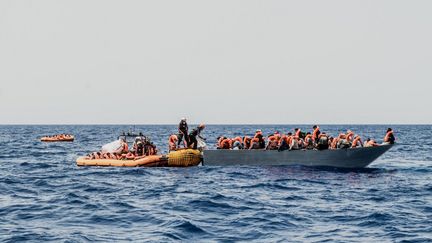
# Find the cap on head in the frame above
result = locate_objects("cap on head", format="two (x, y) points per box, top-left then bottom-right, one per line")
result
(181, 117), (186, 121)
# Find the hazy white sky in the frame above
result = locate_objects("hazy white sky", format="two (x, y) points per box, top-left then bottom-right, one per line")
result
(0, 0), (431, 124)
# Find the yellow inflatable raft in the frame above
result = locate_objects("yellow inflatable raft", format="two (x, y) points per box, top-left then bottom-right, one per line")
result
(76, 149), (202, 167)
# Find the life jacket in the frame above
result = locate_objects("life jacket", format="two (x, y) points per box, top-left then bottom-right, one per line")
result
(220, 139), (232, 149)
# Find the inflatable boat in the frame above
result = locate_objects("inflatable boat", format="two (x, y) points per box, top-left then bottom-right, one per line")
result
(202, 144), (393, 168)
(41, 136), (74, 142)
(76, 149), (202, 167)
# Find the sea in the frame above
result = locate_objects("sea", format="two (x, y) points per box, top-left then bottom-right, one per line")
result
(0, 125), (431, 242)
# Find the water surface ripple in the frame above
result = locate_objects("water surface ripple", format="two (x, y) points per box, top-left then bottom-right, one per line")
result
(0, 125), (431, 242)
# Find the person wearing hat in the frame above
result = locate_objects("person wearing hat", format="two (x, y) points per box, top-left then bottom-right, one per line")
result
(188, 124), (206, 149)
(177, 118), (189, 147)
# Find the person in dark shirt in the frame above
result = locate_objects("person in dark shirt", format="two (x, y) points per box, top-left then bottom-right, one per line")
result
(188, 124), (206, 149)
(177, 118), (189, 147)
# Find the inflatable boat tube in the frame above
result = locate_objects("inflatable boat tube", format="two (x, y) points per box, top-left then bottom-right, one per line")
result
(76, 155), (166, 167)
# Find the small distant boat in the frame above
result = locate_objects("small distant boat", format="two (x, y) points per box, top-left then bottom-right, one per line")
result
(41, 135), (74, 142)
(202, 144), (393, 168)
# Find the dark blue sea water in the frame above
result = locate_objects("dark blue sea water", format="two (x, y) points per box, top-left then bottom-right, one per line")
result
(0, 125), (431, 242)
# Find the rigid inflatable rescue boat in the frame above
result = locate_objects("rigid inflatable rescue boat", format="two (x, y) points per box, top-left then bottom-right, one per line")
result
(76, 149), (202, 167)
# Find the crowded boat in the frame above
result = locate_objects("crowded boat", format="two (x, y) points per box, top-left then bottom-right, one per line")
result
(41, 134), (74, 142)
(214, 126), (395, 151)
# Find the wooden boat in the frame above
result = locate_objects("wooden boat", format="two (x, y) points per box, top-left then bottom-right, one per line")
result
(202, 144), (393, 168)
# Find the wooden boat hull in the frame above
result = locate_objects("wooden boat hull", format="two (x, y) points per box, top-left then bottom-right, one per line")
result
(202, 145), (393, 168)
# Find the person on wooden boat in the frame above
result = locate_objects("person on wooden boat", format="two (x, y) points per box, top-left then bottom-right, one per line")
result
(219, 137), (232, 149)
(232, 136), (244, 150)
(383, 128), (395, 144)
(188, 124), (206, 149)
(266, 134), (279, 150)
(177, 118), (189, 147)
(253, 129), (266, 149)
(249, 137), (261, 149)
(168, 134), (179, 151)
(345, 130), (355, 143)
(351, 135), (363, 148)
(316, 133), (330, 150)
(312, 125), (321, 143)
(336, 133), (351, 149)
(289, 136), (300, 150)
(304, 132), (314, 149)
(278, 132), (292, 151)
(364, 138), (380, 147)
(243, 136), (252, 149)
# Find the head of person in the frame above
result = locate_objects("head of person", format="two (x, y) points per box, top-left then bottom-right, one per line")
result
(387, 128), (392, 133)
(256, 129), (262, 134)
(181, 117), (187, 122)
(306, 132), (311, 135)
(294, 128), (299, 132)
(287, 132), (292, 136)
(366, 138), (371, 142)
(313, 125), (317, 129)
(199, 124), (205, 130)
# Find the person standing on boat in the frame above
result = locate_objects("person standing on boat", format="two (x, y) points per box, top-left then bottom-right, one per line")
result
(312, 125), (321, 143)
(384, 128), (395, 144)
(188, 124), (206, 149)
(177, 118), (189, 147)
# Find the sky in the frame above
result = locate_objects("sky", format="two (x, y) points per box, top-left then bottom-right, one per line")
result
(0, 0), (431, 124)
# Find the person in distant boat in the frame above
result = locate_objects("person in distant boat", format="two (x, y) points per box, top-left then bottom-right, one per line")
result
(364, 138), (379, 147)
(177, 118), (189, 147)
(384, 128), (395, 144)
(168, 134), (179, 151)
(316, 133), (329, 150)
(312, 125), (321, 143)
(188, 124), (206, 149)
(351, 135), (363, 148)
